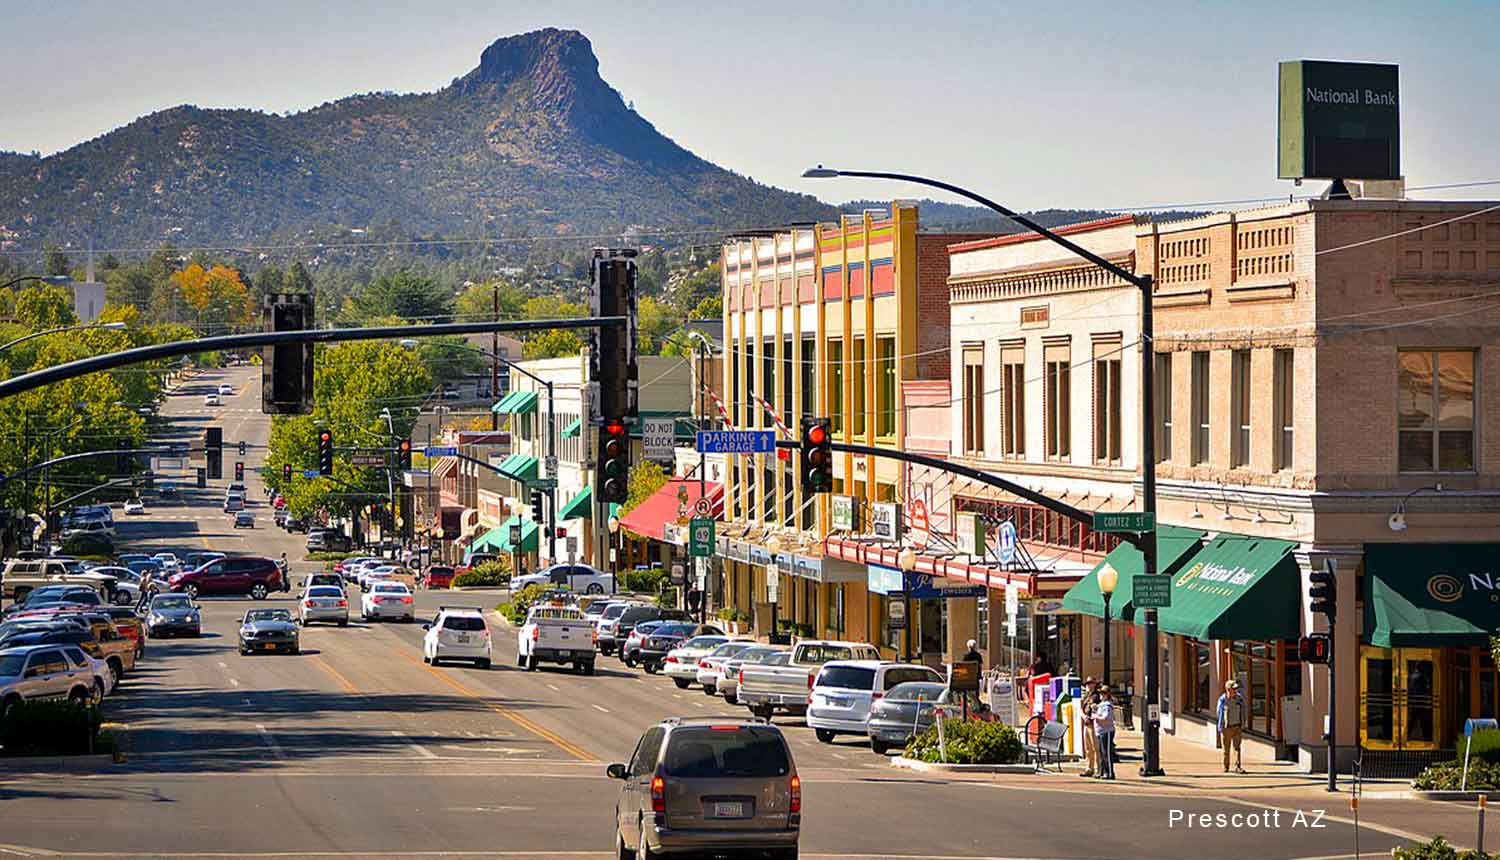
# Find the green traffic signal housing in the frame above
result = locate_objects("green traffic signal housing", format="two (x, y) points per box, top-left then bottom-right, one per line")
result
(317, 429), (334, 476)
(800, 416), (833, 494)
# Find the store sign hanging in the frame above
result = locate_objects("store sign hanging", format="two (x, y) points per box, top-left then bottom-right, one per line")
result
(870, 502), (902, 542)
(831, 495), (859, 531)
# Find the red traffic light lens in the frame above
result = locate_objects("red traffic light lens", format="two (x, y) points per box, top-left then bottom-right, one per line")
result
(605, 422), (626, 437)
(807, 424), (828, 445)
(319, 431), (331, 442)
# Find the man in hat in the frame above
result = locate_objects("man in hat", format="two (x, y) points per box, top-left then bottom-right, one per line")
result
(1080, 677), (1100, 778)
(1217, 678), (1248, 773)
(1093, 683), (1117, 779)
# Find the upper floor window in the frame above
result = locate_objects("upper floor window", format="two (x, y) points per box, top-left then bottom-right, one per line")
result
(876, 336), (897, 438)
(1154, 353), (1172, 463)
(1044, 343), (1071, 460)
(1231, 350), (1251, 468)
(1001, 345), (1025, 458)
(827, 339), (844, 433)
(961, 346), (985, 456)
(1093, 340), (1123, 465)
(1191, 351), (1210, 465)
(1399, 350), (1475, 473)
(1273, 349), (1294, 471)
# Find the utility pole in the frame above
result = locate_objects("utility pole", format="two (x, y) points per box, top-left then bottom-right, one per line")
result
(491, 283), (500, 432)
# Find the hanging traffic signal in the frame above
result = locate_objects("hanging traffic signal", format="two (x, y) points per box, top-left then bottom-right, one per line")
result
(318, 429), (334, 476)
(529, 488), (544, 517)
(238, 440), (247, 457)
(800, 417), (833, 494)
(1309, 564), (1337, 619)
(397, 439), (413, 470)
(205, 427), (223, 481)
(1298, 634), (1331, 664)
(263, 293), (314, 415)
(234, 461), (244, 482)
(597, 419), (630, 504)
(587, 249), (639, 422)
(282, 463), (293, 482)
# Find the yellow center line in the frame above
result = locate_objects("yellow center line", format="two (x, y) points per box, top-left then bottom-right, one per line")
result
(312, 655), (360, 696)
(393, 647), (597, 763)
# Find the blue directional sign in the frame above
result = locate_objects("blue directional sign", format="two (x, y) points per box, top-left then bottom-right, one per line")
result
(301, 469), (321, 478)
(997, 521), (1018, 565)
(424, 446), (459, 457)
(696, 430), (777, 454)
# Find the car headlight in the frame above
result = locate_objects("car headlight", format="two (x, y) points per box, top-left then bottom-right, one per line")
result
(149, 614), (165, 623)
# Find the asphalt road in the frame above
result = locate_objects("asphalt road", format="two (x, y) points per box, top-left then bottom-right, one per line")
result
(0, 367), (1417, 859)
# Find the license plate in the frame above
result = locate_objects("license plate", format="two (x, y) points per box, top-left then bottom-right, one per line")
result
(556, 650), (571, 657)
(456, 635), (470, 644)
(260, 643), (277, 651)
(828, 697), (848, 707)
(711, 801), (746, 819)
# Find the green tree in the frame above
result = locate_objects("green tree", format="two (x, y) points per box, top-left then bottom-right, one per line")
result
(13, 285), (77, 329)
(522, 329), (583, 360)
(104, 264), (154, 310)
(636, 296), (681, 355)
(43, 246), (70, 277)
(690, 295), (722, 319)
(455, 280), (527, 321)
(621, 460), (669, 515)
(283, 261), (314, 294)
(254, 265), (284, 299)
(341, 271), (452, 323)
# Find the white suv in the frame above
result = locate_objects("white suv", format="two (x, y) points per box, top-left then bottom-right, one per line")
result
(423, 606), (491, 668)
(806, 660), (942, 743)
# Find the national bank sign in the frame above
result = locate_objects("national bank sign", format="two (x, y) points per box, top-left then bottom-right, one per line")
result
(1278, 59), (1400, 181)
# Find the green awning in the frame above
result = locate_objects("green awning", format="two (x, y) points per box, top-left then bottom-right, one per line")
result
(498, 454), (538, 482)
(496, 516), (539, 553)
(1365, 543), (1500, 647)
(1062, 525), (1207, 621)
(1155, 534), (1301, 641)
(561, 417), (582, 438)
(469, 525), (508, 554)
(492, 390), (538, 415)
(558, 485), (620, 521)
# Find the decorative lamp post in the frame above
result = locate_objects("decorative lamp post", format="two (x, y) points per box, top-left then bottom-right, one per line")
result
(1097, 562), (1119, 689)
(607, 515), (620, 574)
(898, 547), (917, 663)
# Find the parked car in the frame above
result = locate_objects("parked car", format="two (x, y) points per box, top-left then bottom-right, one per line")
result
(123, 499), (146, 516)
(237, 608), (299, 655)
(151, 552), (181, 573)
(422, 606), (491, 668)
(300, 585), (350, 627)
(593, 601), (647, 655)
(360, 581), (414, 623)
(168, 556), (283, 600)
(305, 529), (350, 552)
(424, 565), (455, 589)
(637, 624), (725, 675)
(60, 519), (114, 542)
(303, 572), (344, 592)
(607, 717), (800, 860)
(738, 640), (883, 721)
(1, 558), (116, 602)
(517, 603), (595, 674)
(695, 641), (761, 696)
(663, 635), (739, 688)
(157, 481), (177, 498)
(806, 661), (942, 744)
(84, 566), (142, 605)
(865, 680), (955, 754)
(0, 645), (103, 717)
(509, 563), (616, 595)
(283, 515), (309, 534)
(145, 593), (200, 638)
(183, 551), (226, 570)
(721, 647), (790, 705)
(621, 620), (668, 669)
(4, 585), (104, 616)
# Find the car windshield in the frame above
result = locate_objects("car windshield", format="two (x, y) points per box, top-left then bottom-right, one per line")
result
(682, 636), (727, 650)
(816, 666), (877, 690)
(662, 727), (791, 778)
(0, 654), (26, 677)
(308, 587), (343, 598)
(373, 584), (408, 594)
(246, 610), (291, 623)
(885, 682), (949, 702)
(442, 615), (485, 631)
(653, 624), (697, 637)
(709, 642), (754, 658)
(150, 595), (191, 610)
(602, 604), (629, 620)
(796, 644), (858, 663)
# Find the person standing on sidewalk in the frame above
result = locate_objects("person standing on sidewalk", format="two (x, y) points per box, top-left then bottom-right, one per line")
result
(1093, 683), (1117, 779)
(1080, 677), (1100, 778)
(1217, 678), (1248, 774)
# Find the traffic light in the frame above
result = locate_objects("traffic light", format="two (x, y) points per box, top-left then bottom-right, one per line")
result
(1298, 634), (1331, 664)
(205, 427), (223, 481)
(800, 417), (833, 494)
(588, 249), (639, 422)
(597, 419), (630, 504)
(234, 461), (244, 482)
(529, 488), (544, 515)
(1309, 564), (1337, 618)
(263, 293), (315, 415)
(282, 463), (293, 482)
(238, 440), (246, 457)
(317, 429), (334, 476)
(397, 439), (412, 470)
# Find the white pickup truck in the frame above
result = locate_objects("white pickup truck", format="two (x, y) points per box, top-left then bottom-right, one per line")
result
(737, 639), (882, 720)
(517, 604), (597, 675)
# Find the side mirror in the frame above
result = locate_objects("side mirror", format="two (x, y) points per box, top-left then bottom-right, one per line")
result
(606, 762), (628, 780)
(422, 623), (431, 630)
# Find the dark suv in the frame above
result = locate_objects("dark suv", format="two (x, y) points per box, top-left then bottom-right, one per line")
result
(637, 622), (724, 674)
(168, 557), (283, 599)
(608, 717), (800, 860)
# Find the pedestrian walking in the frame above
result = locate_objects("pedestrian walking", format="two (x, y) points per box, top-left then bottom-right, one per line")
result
(1217, 679), (1248, 773)
(1093, 683), (1117, 779)
(1080, 678), (1099, 778)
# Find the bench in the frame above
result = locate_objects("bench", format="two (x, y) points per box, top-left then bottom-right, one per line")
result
(1022, 717), (1069, 772)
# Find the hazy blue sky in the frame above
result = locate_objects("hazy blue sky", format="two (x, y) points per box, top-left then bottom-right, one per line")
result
(4, 0), (1496, 211)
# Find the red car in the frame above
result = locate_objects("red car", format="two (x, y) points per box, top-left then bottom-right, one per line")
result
(425, 566), (455, 589)
(168, 556), (283, 600)
(273, 495), (287, 510)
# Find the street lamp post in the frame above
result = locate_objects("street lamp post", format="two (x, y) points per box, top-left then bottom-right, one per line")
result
(804, 165), (1164, 776)
(0, 320), (126, 353)
(768, 534), (784, 642)
(607, 515), (621, 575)
(898, 546), (917, 663)
(1097, 562), (1119, 689)
(402, 339), (557, 562)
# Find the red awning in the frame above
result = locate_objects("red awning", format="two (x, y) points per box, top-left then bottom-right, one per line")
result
(618, 479), (723, 542)
(823, 535), (1091, 599)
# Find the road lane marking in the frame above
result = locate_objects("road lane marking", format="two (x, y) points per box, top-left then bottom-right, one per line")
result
(389, 730), (437, 759)
(216, 662), (227, 669)
(255, 724), (285, 759)
(228, 678), (239, 687)
(312, 656), (359, 695)
(393, 648), (596, 762)
(545, 683), (560, 692)
(591, 704), (609, 713)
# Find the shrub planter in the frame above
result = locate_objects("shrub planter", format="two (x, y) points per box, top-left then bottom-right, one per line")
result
(1413, 790), (1500, 802)
(891, 756), (1038, 774)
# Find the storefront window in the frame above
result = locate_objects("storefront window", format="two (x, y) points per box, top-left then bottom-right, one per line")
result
(1229, 640), (1286, 738)
(1185, 639), (1213, 717)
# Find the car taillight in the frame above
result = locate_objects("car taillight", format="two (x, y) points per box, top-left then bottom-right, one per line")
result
(401, 596), (413, 604)
(738, 669), (745, 686)
(808, 671), (816, 690)
(789, 775), (801, 813)
(305, 600), (315, 607)
(650, 774), (666, 813)
(665, 655), (676, 663)
(872, 691), (883, 701)
(337, 600), (348, 607)
(593, 629), (599, 643)
(531, 627), (540, 641)
(699, 659), (710, 668)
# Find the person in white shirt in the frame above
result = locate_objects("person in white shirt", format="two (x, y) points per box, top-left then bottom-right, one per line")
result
(1093, 684), (1117, 780)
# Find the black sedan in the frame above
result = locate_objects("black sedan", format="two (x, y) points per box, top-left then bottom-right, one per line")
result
(237, 608), (299, 655)
(146, 593), (201, 638)
(865, 681), (953, 755)
(636, 622), (723, 674)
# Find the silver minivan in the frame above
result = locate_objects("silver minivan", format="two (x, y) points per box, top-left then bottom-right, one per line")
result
(609, 717), (799, 859)
(806, 660), (942, 743)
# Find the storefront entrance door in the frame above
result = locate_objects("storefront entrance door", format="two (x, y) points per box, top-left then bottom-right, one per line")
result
(1360, 646), (1442, 751)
